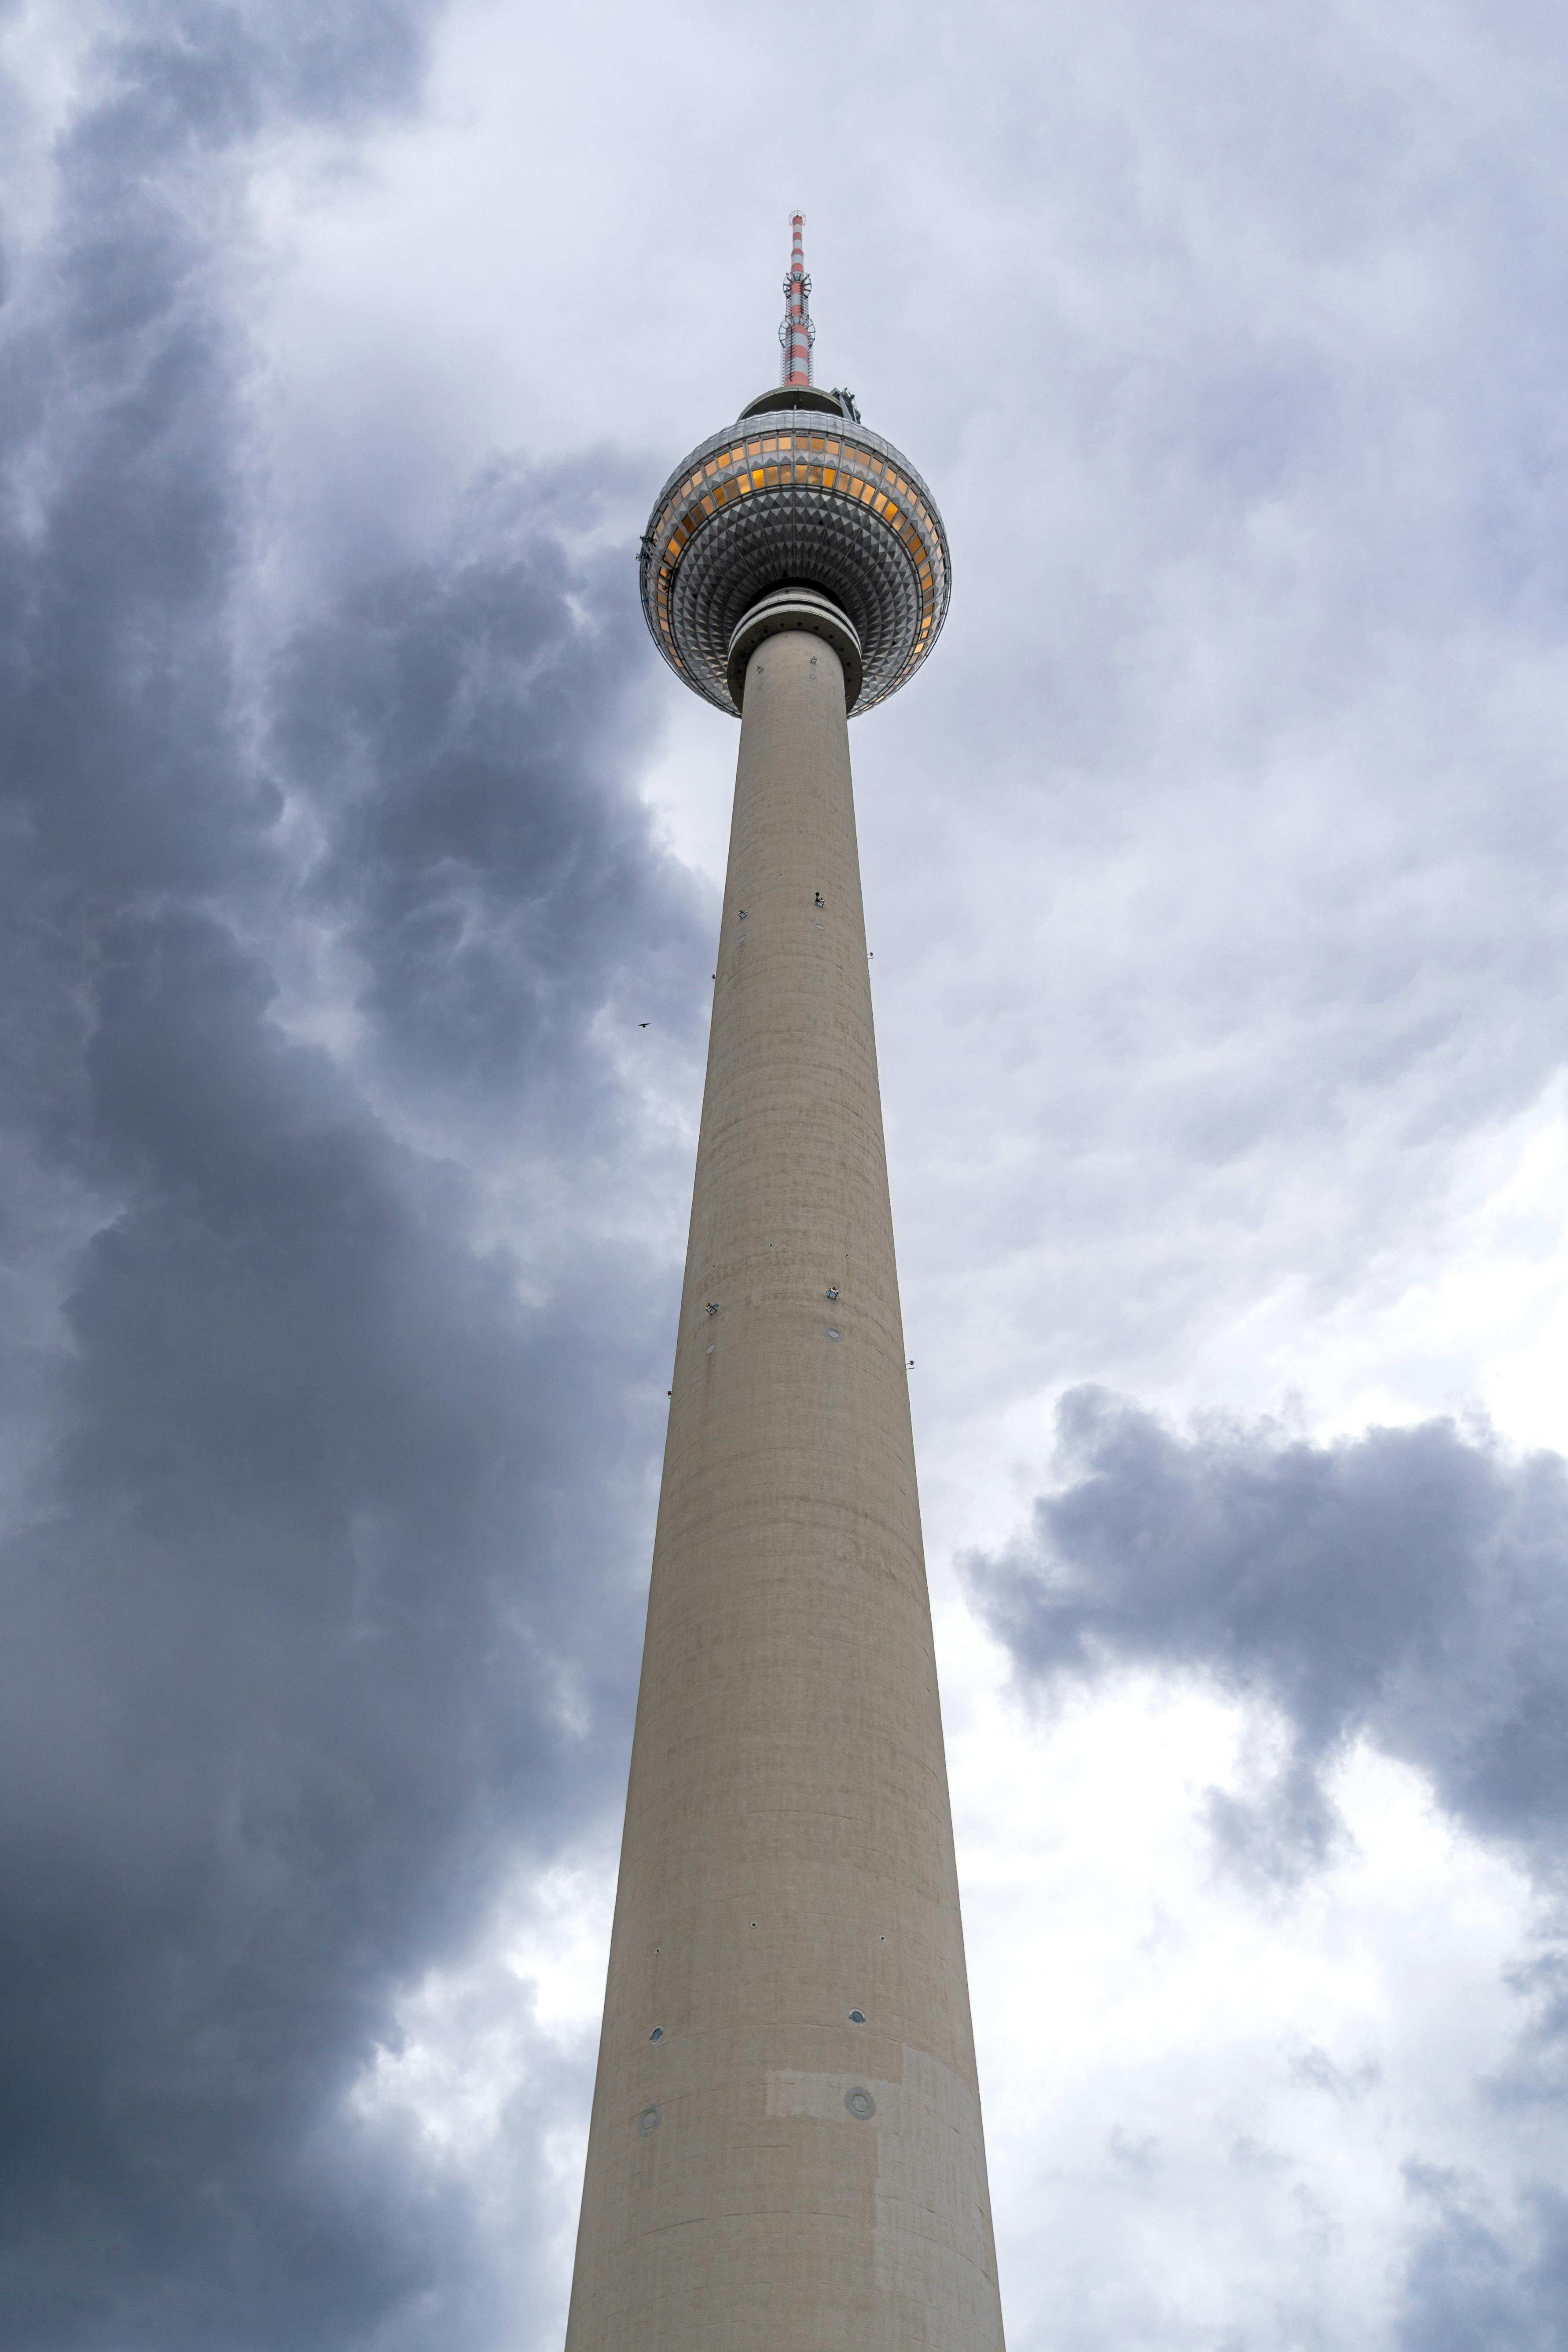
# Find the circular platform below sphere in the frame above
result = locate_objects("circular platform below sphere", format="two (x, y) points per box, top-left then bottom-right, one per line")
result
(639, 401), (951, 717)
(726, 584), (863, 711)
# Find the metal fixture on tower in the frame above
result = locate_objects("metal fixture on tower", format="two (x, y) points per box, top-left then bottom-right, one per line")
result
(565, 221), (999, 2352)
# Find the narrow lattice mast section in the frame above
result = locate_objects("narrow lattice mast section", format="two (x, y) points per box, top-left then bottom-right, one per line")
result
(779, 210), (814, 386)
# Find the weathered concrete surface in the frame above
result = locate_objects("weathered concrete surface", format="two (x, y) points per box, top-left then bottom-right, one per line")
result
(563, 625), (1005, 2352)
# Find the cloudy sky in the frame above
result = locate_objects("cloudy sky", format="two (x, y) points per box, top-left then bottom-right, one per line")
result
(4, 0), (1568, 2344)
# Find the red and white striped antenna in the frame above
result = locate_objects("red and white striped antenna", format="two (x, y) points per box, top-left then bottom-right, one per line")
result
(779, 212), (815, 387)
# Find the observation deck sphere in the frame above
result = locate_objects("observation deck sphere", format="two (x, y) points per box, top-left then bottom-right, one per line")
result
(639, 388), (951, 717)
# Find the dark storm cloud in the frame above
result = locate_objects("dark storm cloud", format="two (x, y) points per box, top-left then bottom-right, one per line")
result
(969, 1388), (1568, 1885)
(0, 7), (705, 2346)
(274, 462), (700, 1115)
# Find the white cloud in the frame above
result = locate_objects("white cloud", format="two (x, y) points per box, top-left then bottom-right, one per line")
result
(955, 1671), (1544, 2349)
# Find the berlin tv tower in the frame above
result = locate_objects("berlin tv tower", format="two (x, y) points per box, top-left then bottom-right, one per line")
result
(564, 216), (1002, 2352)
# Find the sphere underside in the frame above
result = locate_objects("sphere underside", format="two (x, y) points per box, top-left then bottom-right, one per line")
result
(640, 410), (951, 716)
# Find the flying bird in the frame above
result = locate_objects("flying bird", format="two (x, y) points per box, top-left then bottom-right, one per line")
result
(638, 1022), (650, 1028)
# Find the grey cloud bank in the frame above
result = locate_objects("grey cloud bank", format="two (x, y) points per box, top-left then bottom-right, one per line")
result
(970, 1389), (1568, 2345)
(972, 1390), (1568, 1882)
(0, 5), (706, 2343)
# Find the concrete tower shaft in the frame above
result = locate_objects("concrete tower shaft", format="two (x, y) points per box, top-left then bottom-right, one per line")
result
(562, 625), (1005, 2351)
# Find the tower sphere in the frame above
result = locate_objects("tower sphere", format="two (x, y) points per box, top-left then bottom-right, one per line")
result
(639, 380), (952, 718)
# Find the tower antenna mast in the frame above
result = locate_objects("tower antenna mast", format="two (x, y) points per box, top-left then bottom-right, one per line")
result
(779, 210), (815, 386)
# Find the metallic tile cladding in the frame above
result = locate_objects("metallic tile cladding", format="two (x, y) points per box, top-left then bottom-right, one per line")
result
(638, 414), (952, 717)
